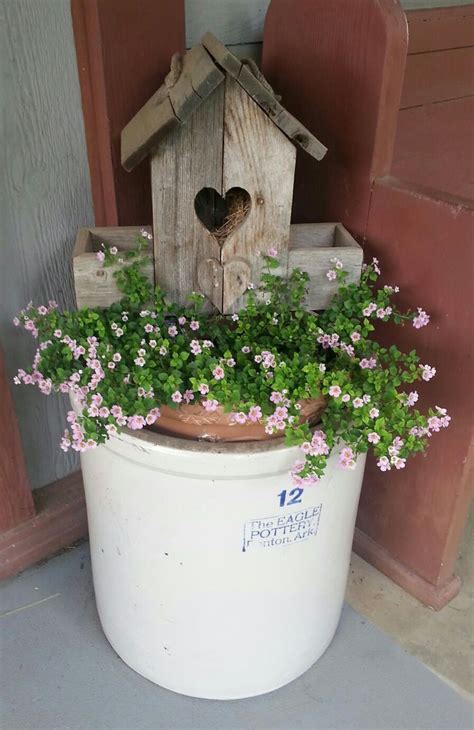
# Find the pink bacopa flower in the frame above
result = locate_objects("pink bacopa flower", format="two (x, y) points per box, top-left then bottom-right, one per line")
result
(226, 358), (236, 367)
(362, 302), (377, 317)
(53, 329), (62, 338)
(326, 269), (337, 281)
(359, 357), (377, 370)
(115, 328), (124, 337)
(202, 399), (219, 412)
(413, 308), (430, 329)
(99, 406), (109, 418)
(144, 323), (154, 333)
(159, 345), (168, 356)
(190, 340), (202, 355)
(190, 320), (200, 331)
(149, 340), (157, 348)
(368, 432), (380, 444)
(241, 345), (251, 354)
(212, 366), (225, 380)
(342, 393), (351, 403)
(405, 391), (418, 406)
(112, 353), (121, 362)
(319, 363), (326, 372)
(198, 383), (209, 395)
(178, 316), (186, 326)
(111, 405), (122, 418)
(202, 340), (214, 349)
(248, 405), (262, 422)
(352, 397), (364, 408)
(168, 325), (178, 337)
(109, 246), (118, 256)
(171, 391), (183, 403)
(232, 412), (247, 424)
(339, 446), (356, 469)
(392, 456), (406, 470)
(377, 456), (391, 471)
(183, 390), (194, 404)
(127, 414), (145, 430)
(146, 407), (161, 425)
(267, 247), (278, 258)
(107, 361), (115, 369)
(421, 364), (436, 381)
(376, 308), (387, 319)
(270, 391), (283, 404)
(329, 385), (342, 398)
(331, 256), (343, 270)
(96, 250), (105, 262)
(134, 356), (145, 367)
(13, 317), (20, 326)
(350, 332), (361, 343)
(369, 407), (379, 419)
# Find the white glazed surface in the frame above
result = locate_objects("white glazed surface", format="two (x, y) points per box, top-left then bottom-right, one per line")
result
(81, 427), (366, 700)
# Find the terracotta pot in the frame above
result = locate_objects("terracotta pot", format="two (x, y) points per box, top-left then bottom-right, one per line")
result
(149, 396), (326, 442)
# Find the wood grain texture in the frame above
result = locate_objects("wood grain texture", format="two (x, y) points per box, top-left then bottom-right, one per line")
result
(72, 0), (185, 225)
(406, 5), (474, 53)
(401, 47), (474, 108)
(262, 0), (408, 234)
(0, 0), (94, 489)
(151, 84), (224, 305)
(221, 76), (296, 311)
(0, 350), (35, 532)
(288, 224), (363, 310)
(360, 176), (474, 588)
(0, 470), (87, 581)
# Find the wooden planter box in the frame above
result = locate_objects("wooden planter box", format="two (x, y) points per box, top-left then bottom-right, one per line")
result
(73, 222), (362, 311)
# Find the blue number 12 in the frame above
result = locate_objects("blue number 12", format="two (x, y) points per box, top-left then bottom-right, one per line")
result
(278, 488), (304, 507)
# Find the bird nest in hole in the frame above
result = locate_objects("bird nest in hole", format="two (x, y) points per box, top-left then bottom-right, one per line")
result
(212, 193), (251, 245)
(194, 187), (251, 245)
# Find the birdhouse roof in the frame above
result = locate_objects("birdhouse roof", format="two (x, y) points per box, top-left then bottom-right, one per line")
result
(121, 32), (327, 172)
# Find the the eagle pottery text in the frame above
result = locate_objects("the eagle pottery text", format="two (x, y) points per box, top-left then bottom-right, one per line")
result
(242, 505), (322, 552)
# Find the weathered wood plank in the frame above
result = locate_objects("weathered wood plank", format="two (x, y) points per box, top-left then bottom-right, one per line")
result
(221, 76), (296, 311)
(406, 6), (474, 54)
(288, 223), (363, 310)
(202, 32), (327, 160)
(121, 95), (179, 172)
(401, 47), (474, 109)
(74, 253), (154, 309)
(151, 84), (225, 306)
(168, 44), (224, 121)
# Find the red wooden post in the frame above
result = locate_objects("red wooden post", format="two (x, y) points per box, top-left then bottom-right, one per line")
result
(71, 0), (186, 226)
(0, 350), (35, 532)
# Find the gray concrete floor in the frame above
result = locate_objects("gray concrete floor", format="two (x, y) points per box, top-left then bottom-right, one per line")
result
(1, 546), (473, 730)
(346, 506), (474, 699)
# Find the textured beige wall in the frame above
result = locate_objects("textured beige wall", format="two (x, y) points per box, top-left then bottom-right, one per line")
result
(0, 0), (94, 488)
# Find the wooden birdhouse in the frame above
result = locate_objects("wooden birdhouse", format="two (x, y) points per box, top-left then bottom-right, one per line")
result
(74, 34), (362, 312)
(121, 33), (328, 313)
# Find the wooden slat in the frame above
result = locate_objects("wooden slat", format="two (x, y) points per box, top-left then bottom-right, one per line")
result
(151, 84), (224, 306)
(0, 471), (87, 581)
(220, 76), (296, 311)
(360, 176), (474, 602)
(73, 254), (154, 310)
(288, 224), (363, 311)
(401, 47), (474, 108)
(406, 5), (474, 54)
(0, 350), (35, 532)
(202, 32), (327, 161)
(262, 0), (408, 236)
(71, 0), (185, 225)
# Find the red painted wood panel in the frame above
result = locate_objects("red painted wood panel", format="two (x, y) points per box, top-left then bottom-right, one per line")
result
(360, 177), (474, 588)
(71, 0), (185, 226)
(392, 97), (474, 200)
(262, 0), (408, 237)
(407, 5), (474, 54)
(0, 350), (35, 532)
(401, 46), (474, 109)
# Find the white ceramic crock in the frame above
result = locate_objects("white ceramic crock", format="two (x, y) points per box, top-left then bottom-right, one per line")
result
(80, 425), (366, 700)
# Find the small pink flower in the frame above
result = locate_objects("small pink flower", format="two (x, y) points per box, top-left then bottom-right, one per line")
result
(159, 345), (168, 356)
(149, 340), (157, 348)
(168, 325), (178, 337)
(190, 340), (202, 355)
(171, 391), (183, 403)
(99, 406), (109, 417)
(248, 405), (262, 422)
(413, 308), (430, 329)
(241, 346), (251, 354)
(377, 456), (391, 472)
(350, 332), (361, 343)
(270, 391), (283, 404)
(13, 317), (20, 326)
(274, 406), (288, 420)
(190, 320), (200, 331)
(54, 329), (62, 338)
(232, 412), (247, 425)
(111, 405), (122, 418)
(109, 246), (118, 255)
(369, 407), (379, 419)
(144, 323), (154, 333)
(134, 356), (145, 367)
(112, 353), (121, 363)
(339, 446), (356, 469)
(329, 385), (342, 398)
(226, 358), (236, 367)
(183, 390), (194, 404)
(96, 251), (105, 262)
(198, 383), (209, 395)
(115, 328), (124, 337)
(342, 393), (351, 403)
(178, 316), (186, 326)
(326, 269), (337, 281)
(368, 432), (380, 444)
(202, 399), (219, 412)
(421, 364), (436, 382)
(362, 302), (377, 317)
(267, 247), (278, 258)
(146, 408), (161, 425)
(107, 362), (115, 369)
(405, 391), (418, 406)
(212, 366), (225, 380)
(352, 397), (364, 408)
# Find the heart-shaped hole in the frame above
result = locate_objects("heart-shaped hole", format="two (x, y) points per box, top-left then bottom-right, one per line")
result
(194, 187), (251, 244)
